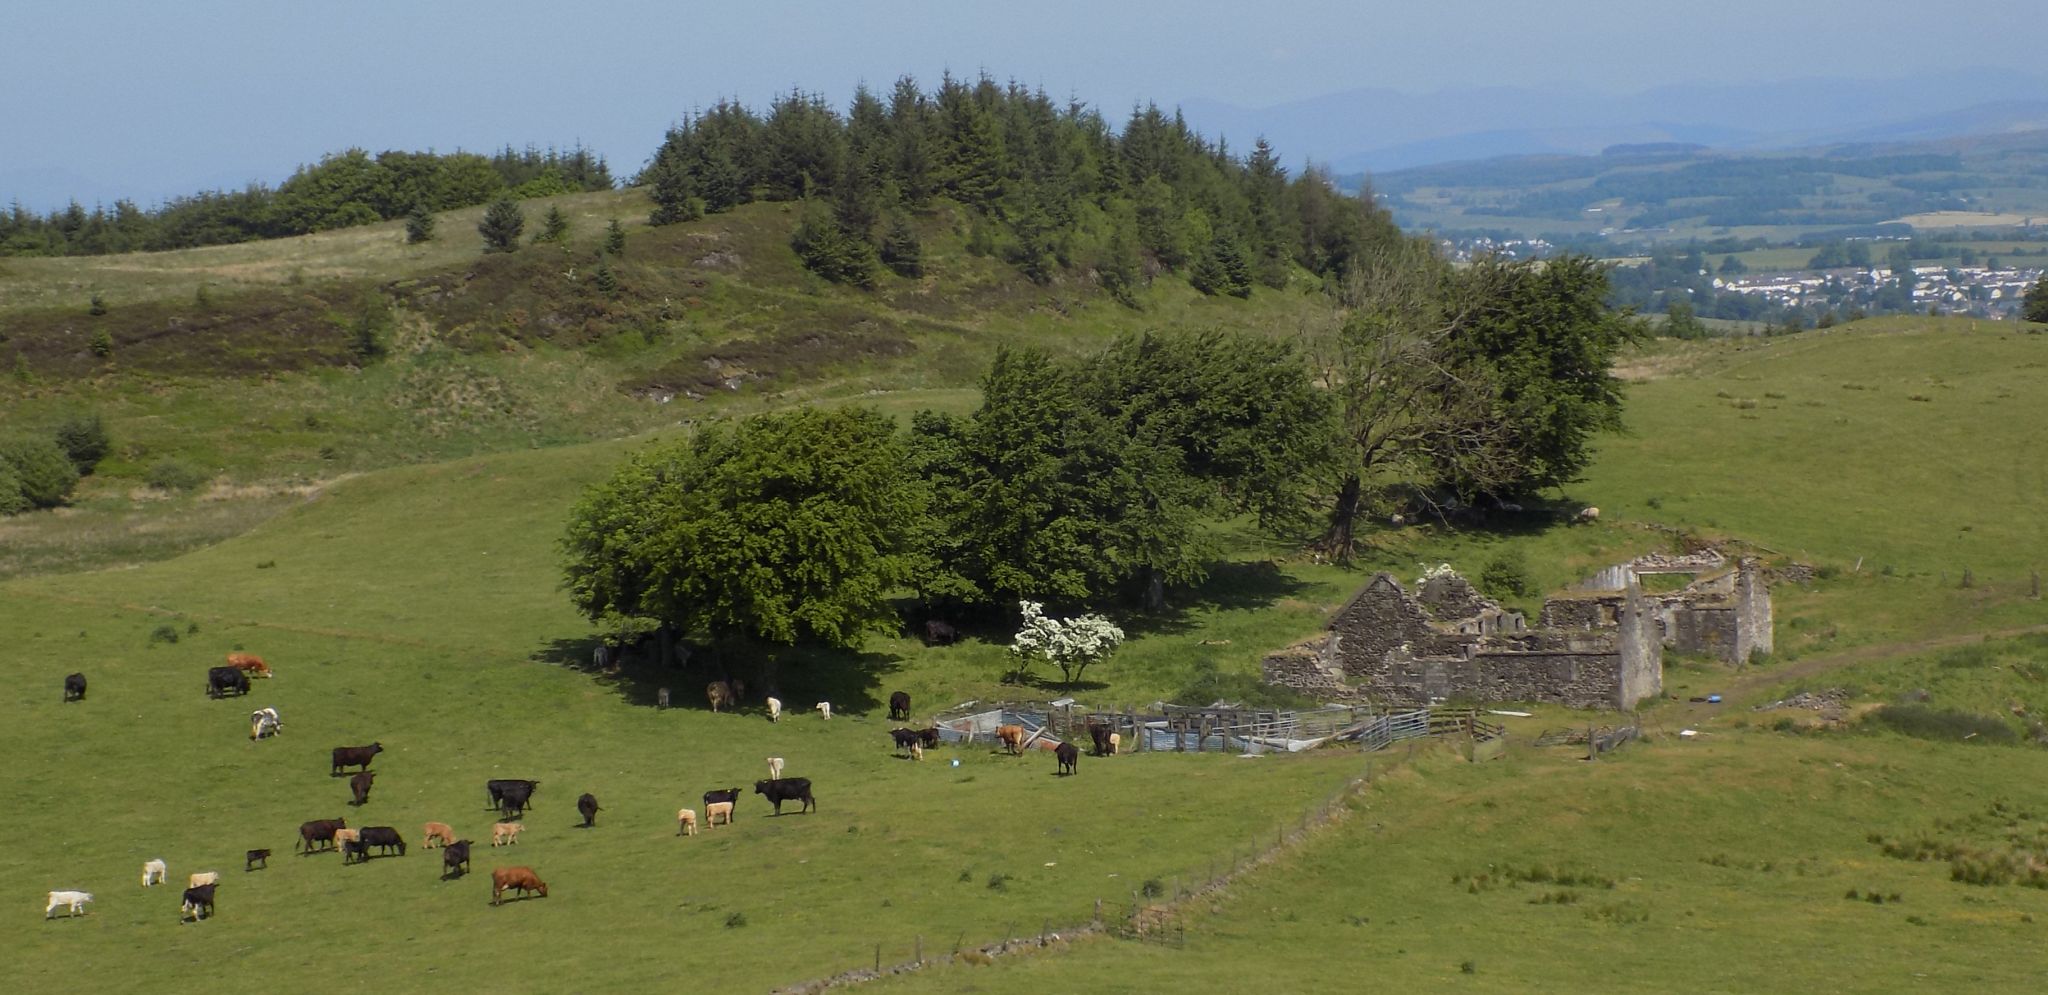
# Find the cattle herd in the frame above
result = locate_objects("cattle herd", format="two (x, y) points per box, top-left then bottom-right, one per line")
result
(46, 663), (1108, 926)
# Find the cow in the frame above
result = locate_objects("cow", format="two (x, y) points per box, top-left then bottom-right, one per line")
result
(207, 666), (250, 699)
(491, 822), (523, 847)
(676, 808), (698, 835)
(705, 801), (734, 827)
(1108, 732), (1121, 755)
(63, 672), (86, 702)
(706, 680), (737, 712)
(997, 724), (1026, 755)
(297, 818), (347, 854)
(918, 727), (942, 750)
(1088, 724), (1113, 757)
(180, 883), (216, 921)
(889, 690), (911, 721)
(1055, 741), (1079, 776)
(491, 866), (548, 905)
(1574, 506), (1601, 525)
(923, 619), (958, 645)
(249, 706), (282, 740)
(45, 890), (93, 919)
(350, 770), (375, 807)
(142, 859), (167, 887)
(910, 743), (924, 762)
(245, 849), (270, 872)
(422, 822), (456, 849)
(754, 777), (816, 815)
(766, 757), (784, 780)
(361, 826), (406, 856)
(656, 687), (671, 710)
(889, 728), (923, 754)
(816, 701), (832, 720)
(577, 792), (601, 828)
(330, 742), (383, 776)
(766, 696), (781, 722)
(341, 838), (369, 865)
(226, 652), (273, 678)
(188, 871), (219, 888)
(442, 840), (472, 880)
(486, 779), (539, 816)
(702, 787), (740, 821)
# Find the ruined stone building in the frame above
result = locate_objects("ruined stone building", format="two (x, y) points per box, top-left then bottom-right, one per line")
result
(1261, 552), (1772, 711)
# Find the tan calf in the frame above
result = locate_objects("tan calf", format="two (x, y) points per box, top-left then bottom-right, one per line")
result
(676, 808), (698, 836)
(491, 822), (523, 846)
(422, 822), (456, 849)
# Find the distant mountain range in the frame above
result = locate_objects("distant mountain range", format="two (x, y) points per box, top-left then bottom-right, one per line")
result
(1178, 70), (2048, 175)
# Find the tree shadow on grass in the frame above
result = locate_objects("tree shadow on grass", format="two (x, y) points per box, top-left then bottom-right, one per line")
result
(533, 634), (902, 717)
(1119, 559), (1317, 638)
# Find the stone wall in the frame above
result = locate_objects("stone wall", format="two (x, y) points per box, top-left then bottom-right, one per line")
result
(1259, 642), (1354, 699)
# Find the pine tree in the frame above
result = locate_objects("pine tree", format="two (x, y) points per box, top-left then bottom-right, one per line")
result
(603, 218), (626, 256)
(1097, 227), (1143, 309)
(594, 258), (618, 296)
(646, 154), (702, 226)
(405, 203), (436, 244)
(879, 215), (923, 278)
(533, 205), (570, 244)
(478, 197), (525, 253)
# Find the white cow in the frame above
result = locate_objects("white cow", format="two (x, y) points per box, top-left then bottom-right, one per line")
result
(142, 859), (167, 887)
(45, 890), (93, 918)
(815, 702), (832, 720)
(766, 756), (785, 780)
(249, 707), (282, 740)
(766, 697), (782, 722)
(188, 871), (219, 888)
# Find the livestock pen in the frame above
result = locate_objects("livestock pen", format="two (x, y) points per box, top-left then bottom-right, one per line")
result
(931, 701), (1506, 757)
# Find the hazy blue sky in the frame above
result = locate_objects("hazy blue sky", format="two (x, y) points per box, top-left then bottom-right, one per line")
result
(2, 0), (2036, 207)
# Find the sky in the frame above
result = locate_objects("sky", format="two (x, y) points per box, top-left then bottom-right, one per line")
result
(1, 0), (2038, 208)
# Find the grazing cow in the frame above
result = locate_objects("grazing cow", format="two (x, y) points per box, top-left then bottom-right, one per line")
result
(706, 680), (738, 712)
(889, 728), (922, 754)
(1055, 741), (1079, 776)
(330, 742), (383, 776)
(704, 801), (735, 827)
(656, 686), (671, 710)
(341, 838), (368, 865)
(207, 666), (250, 699)
(918, 727), (941, 750)
(766, 757), (785, 780)
(188, 871), (219, 888)
(142, 859), (167, 887)
(249, 706), (282, 740)
(923, 619), (958, 645)
(486, 779), (540, 816)
(296, 818), (347, 854)
(766, 696), (781, 722)
(45, 890), (93, 918)
(816, 702), (832, 720)
(422, 822), (456, 849)
(754, 777), (816, 815)
(226, 652), (273, 678)
(180, 883), (216, 921)
(702, 787), (740, 821)
(491, 866), (548, 905)
(1108, 732), (1121, 755)
(1088, 724), (1113, 757)
(361, 826), (406, 857)
(997, 724), (1026, 755)
(442, 840), (472, 879)
(577, 793), (601, 828)
(676, 808), (698, 836)
(245, 849), (270, 872)
(63, 672), (86, 702)
(889, 690), (911, 721)
(1574, 506), (1601, 525)
(350, 770), (375, 807)
(910, 743), (924, 762)
(491, 822), (523, 847)
(333, 828), (361, 856)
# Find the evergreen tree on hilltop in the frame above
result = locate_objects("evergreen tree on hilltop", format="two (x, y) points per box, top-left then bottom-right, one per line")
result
(645, 152), (703, 226)
(879, 215), (923, 278)
(478, 197), (525, 253)
(405, 202), (436, 243)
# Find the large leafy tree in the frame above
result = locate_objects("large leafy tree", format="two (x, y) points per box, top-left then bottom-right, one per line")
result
(561, 406), (926, 653)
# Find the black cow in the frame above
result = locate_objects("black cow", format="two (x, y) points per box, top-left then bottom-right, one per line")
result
(245, 849), (270, 872)
(754, 777), (815, 815)
(63, 672), (86, 702)
(360, 826), (406, 856)
(889, 728), (922, 754)
(702, 787), (740, 821)
(330, 742), (383, 776)
(180, 883), (217, 921)
(349, 770), (375, 806)
(1055, 741), (1079, 776)
(489, 779), (540, 816)
(341, 838), (369, 865)
(296, 818), (347, 854)
(889, 690), (911, 721)
(1088, 724), (1113, 757)
(441, 840), (472, 879)
(207, 666), (250, 699)
(918, 727), (942, 749)
(577, 792), (601, 828)
(923, 619), (958, 645)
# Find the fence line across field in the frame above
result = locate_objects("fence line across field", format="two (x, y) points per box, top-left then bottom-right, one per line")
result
(931, 701), (1505, 756)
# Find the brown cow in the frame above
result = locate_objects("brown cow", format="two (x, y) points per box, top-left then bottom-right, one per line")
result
(422, 822), (456, 849)
(491, 866), (548, 905)
(1055, 741), (1079, 776)
(705, 681), (736, 713)
(349, 770), (375, 806)
(226, 653), (273, 678)
(996, 724), (1026, 755)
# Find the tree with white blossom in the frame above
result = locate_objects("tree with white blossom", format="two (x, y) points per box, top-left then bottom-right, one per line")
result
(1009, 600), (1125, 688)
